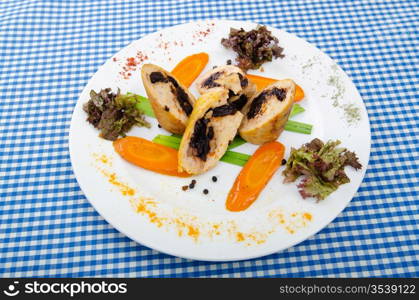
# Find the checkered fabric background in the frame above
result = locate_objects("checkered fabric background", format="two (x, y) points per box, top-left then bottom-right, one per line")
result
(0, 0), (418, 278)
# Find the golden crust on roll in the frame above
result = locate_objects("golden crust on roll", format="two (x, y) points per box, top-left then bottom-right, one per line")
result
(195, 65), (256, 112)
(178, 89), (243, 175)
(239, 79), (295, 144)
(141, 63), (196, 134)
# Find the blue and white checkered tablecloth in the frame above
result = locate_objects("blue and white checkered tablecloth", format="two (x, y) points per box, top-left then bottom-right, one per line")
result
(0, 0), (418, 277)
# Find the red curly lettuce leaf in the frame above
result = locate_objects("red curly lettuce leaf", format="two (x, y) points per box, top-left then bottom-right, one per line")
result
(83, 89), (150, 141)
(221, 25), (285, 71)
(282, 138), (362, 200)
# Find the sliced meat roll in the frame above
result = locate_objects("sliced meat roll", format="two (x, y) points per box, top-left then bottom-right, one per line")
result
(195, 65), (256, 112)
(239, 79), (295, 144)
(178, 89), (244, 175)
(141, 64), (196, 134)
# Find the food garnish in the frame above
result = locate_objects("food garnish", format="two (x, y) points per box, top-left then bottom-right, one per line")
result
(135, 95), (155, 117)
(294, 84), (305, 102)
(226, 136), (247, 149)
(283, 138), (362, 200)
(289, 103), (305, 118)
(246, 73), (276, 90)
(226, 141), (285, 212)
(113, 136), (191, 177)
(83, 89), (150, 141)
(189, 179), (197, 189)
(221, 25), (284, 71)
(284, 120), (312, 134)
(171, 52), (209, 87)
(247, 74), (305, 102)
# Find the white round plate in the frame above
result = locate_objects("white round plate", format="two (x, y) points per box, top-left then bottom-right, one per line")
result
(69, 20), (370, 261)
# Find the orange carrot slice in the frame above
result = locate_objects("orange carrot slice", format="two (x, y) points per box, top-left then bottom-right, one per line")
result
(226, 141), (285, 212)
(246, 74), (277, 91)
(294, 84), (305, 102)
(171, 52), (209, 87)
(113, 136), (191, 177)
(247, 74), (305, 102)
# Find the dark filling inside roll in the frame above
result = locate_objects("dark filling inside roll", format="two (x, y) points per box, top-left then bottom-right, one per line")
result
(189, 99), (240, 161)
(149, 71), (193, 115)
(150, 72), (168, 83)
(169, 84), (193, 115)
(189, 117), (212, 161)
(247, 87), (286, 119)
(227, 89), (248, 111)
(201, 71), (223, 88)
(212, 104), (237, 117)
(238, 73), (248, 88)
(230, 94), (248, 110)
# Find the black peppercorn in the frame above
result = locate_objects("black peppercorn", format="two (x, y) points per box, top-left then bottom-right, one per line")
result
(189, 179), (196, 189)
(212, 176), (217, 182)
(281, 159), (287, 165)
(203, 189), (209, 195)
